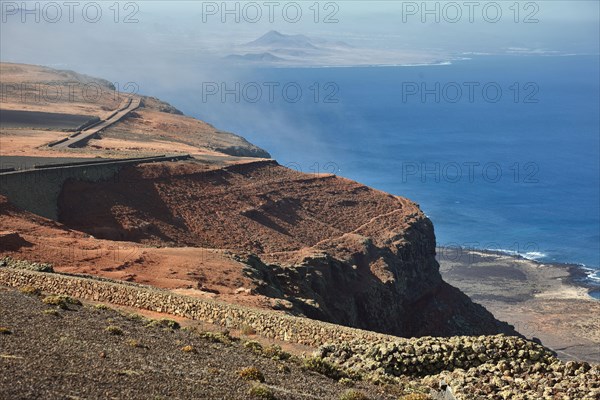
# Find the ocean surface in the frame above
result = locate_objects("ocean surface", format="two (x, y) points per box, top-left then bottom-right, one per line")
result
(176, 55), (600, 292)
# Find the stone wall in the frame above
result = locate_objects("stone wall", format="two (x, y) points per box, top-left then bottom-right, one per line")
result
(0, 268), (396, 347)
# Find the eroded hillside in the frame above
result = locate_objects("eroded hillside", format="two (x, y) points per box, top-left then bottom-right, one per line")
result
(54, 159), (517, 337)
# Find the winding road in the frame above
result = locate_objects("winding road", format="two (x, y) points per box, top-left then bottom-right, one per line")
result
(49, 97), (140, 149)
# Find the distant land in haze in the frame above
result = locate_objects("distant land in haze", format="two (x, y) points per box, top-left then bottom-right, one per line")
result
(225, 30), (444, 67)
(224, 52), (286, 63)
(245, 30), (324, 49)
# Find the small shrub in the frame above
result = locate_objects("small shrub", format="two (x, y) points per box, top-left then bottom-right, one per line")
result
(399, 394), (431, 400)
(160, 319), (180, 330)
(339, 390), (370, 400)
(199, 331), (237, 345)
(181, 345), (196, 353)
(241, 324), (256, 335)
(263, 345), (291, 361)
(65, 296), (81, 305)
(339, 377), (354, 387)
(243, 341), (291, 360)
(181, 325), (197, 332)
(94, 303), (112, 311)
(125, 313), (149, 323)
(19, 286), (41, 296)
(247, 383), (276, 400)
(0, 327), (12, 335)
(239, 366), (265, 382)
(43, 295), (81, 309)
(42, 295), (62, 306)
(106, 326), (123, 335)
(277, 364), (290, 373)
(302, 356), (347, 380)
(244, 340), (263, 353)
(43, 309), (60, 316)
(146, 318), (180, 330)
(128, 339), (147, 348)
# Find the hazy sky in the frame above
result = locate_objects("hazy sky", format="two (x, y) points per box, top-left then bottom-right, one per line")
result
(1, 1), (598, 90)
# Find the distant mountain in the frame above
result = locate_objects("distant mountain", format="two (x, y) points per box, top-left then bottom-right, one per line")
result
(224, 52), (286, 63)
(245, 30), (319, 49)
(310, 38), (353, 49)
(227, 31), (357, 66)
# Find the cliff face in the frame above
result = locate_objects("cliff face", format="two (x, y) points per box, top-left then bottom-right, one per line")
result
(239, 217), (513, 337)
(57, 160), (516, 337)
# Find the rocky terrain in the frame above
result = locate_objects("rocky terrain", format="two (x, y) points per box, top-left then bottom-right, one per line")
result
(0, 62), (269, 159)
(438, 249), (600, 363)
(54, 159), (515, 338)
(318, 337), (599, 399)
(1, 62), (599, 399)
(0, 286), (416, 400)
(2, 275), (598, 400)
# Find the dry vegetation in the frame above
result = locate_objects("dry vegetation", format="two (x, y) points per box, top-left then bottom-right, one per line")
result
(0, 286), (429, 399)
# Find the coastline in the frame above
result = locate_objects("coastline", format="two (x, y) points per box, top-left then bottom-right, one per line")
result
(565, 263), (600, 299)
(437, 247), (600, 363)
(456, 248), (599, 298)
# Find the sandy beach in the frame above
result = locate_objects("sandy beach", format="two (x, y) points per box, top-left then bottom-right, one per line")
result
(438, 248), (600, 363)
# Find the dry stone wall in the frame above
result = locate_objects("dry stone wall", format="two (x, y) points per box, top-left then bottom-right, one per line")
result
(0, 268), (396, 347)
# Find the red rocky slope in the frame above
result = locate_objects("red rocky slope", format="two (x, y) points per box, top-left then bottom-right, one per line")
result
(56, 160), (517, 337)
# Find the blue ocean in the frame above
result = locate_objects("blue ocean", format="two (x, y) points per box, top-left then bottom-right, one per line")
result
(177, 55), (600, 289)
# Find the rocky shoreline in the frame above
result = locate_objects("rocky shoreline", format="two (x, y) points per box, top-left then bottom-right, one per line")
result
(445, 248), (599, 298)
(437, 248), (600, 363)
(561, 263), (600, 300)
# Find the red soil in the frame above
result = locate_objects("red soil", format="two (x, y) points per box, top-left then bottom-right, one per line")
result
(58, 160), (423, 262)
(2, 161), (514, 337)
(0, 195), (265, 308)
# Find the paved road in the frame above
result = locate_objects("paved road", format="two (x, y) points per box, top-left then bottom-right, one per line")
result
(0, 156), (108, 172)
(0, 110), (96, 130)
(50, 97), (140, 149)
(0, 154), (193, 176)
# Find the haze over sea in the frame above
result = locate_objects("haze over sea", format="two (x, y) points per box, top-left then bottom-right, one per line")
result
(181, 55), (600, 286)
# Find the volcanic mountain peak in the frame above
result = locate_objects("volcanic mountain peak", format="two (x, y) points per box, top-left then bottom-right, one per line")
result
(245, 30), (318, 49)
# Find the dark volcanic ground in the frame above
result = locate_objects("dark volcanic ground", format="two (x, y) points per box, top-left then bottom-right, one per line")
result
(438, 248), (600, 363)
(0, 286), (407, 400)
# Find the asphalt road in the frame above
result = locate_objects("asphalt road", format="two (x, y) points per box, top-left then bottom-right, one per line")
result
(0, 110), (96, 130)
(0, 156), (108, 171)
(50, 97), (140, 149)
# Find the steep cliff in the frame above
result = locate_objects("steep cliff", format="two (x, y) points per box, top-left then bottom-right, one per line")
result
(57, 159), (516, 337)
